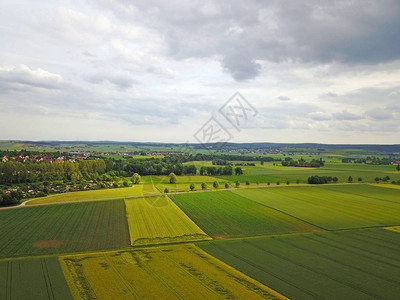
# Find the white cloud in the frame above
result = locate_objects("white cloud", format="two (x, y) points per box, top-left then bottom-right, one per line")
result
(1, 0), (400, 143)
(0, 64), (63, 92)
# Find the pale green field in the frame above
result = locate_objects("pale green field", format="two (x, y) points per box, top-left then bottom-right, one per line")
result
(26, 184), (156, 205)
(124, 196), (211, 246)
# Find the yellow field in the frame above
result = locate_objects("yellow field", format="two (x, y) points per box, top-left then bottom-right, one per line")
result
(370, 183), (400, 190)
(60, 244), (287, 300)
(385, 226), (400, 232)
(154, 175), (226, 184)
(124, 196), (211, 246)
(260, 165), (317, 170)
(25, 184), (156, 205)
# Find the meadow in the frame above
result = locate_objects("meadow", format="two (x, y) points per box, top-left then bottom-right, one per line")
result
(0, 257), (72, 300)
(199, 229), (400, 300)
(124, 195), (210, 246)
(233, 184), (400, 230)
(26, 184), (157, 205)
(60, 244), (287, 300)
(0, 200), (130, 258)
(170, 191), (320, 239)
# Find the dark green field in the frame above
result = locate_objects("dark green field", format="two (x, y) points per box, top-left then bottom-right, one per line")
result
(0, 200), (130, 258)
(170, 191), (319, 239)
(0, 257), (73, 300)
(199, 229), (400, 300)
(233, 184), (400, 230)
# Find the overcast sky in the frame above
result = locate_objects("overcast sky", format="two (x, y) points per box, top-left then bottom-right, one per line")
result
(1, 0), (400, 144)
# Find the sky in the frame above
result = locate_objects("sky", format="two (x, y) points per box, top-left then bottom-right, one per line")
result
(1, 0), (400, 144)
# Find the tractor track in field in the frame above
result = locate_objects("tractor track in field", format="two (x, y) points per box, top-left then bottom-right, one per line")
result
(0, 182), (366, 210)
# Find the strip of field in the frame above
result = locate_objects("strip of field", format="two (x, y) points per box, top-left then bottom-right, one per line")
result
(124, 196), (210, 246)
(170, 191), (320, 239)
(26, 184), (155, 205)
(60, 244), (287, 300)
(371, 183), (400, 190)
(0, 200), (130, 258)
(233, 185), (400, 230)
(0, 257), (73, 300)
(199, 229), (400, 300)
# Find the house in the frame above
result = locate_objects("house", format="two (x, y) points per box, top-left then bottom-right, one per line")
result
(2, 156), (8, 162)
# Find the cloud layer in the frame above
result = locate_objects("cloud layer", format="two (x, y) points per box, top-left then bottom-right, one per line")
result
(1, 0), (400, 143)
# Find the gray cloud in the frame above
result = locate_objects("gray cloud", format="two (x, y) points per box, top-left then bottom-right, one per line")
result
(277, 96), (291, 101)
(96, 0), (400, 81)
(84, 71), (137, 89)
(332, 110), (364, 120)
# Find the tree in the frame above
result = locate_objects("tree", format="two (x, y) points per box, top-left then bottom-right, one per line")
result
(225, 183), (229, 188)
(201, 182), (207, 189)
(375, 177), (381, 182)
(296, 179), (300, 184)
(234, 167), (243, 175)
(348, 176), (353, 183)
(169, 172), (177, 184)
(260, 161), (264, 165)
(131, 173), (141, 184)
(190, 184), (195, 191)
(333, 177), (338, 183)
(286, 180), (290, 185)
(276, 181), (280, 185)
(245, 180), (250, 186)
(113, 183), (119, 188)
(123, 180), (130, 187)
(164, 187), (169, 193)
(358, 177), (362, 182)
(397, 164), (400, 172)
(213, 181), (219, 188)
(267, 182), (270, 186)
(235, 181), (240, 188)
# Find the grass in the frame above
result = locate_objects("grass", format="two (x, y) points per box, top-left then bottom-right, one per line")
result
(0, 200), (130, 258)
(124, 195), (211, 246)
(26, 184), (155, 205)
(60, 244), (287, 299)
(232, 184), (400, 230)
(0, 256), (73, 300)
(371, 183), (400, 190)
(170, 191), (320, 239)
(199, 229), (400, 300)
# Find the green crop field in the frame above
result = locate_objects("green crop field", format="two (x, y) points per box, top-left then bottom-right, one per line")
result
(0, 257), (73, 300)
(26, 184), (156, 205)
(124, 196), (210, 246)
(233, 184), (400, 230)
(170, 191), (319, 239)
(216, 162), (400, 184)
(199, 229), (400, 300)
(0, 200), (130, 258)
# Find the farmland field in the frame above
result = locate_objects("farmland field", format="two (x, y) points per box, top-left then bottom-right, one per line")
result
(199, 229), (400, 300)
(0, 257), (73, 300)
(170, 191), (320, 239)
(0, 200), (130, 258)
(124, 196), (211, 246)
(60, 244), (287, 299)
(26, 184), (156, 205)
(233, 184), (400, 230)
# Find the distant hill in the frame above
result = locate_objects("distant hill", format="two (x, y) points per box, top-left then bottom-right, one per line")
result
(1, 140), (400, 153)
